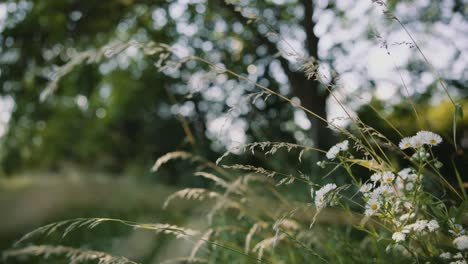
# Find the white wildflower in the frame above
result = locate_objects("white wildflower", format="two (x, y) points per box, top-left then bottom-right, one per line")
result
(450, 224), (466, 237)
(381, 171), (395, 184)
(359, 183), (373, 193)
(450, 260), (467, 264)
(454, 252), (463, 259)
(316, 183), (337, 196)
(453, 235), (468, 250)
(313, 184), (337, 209)
(368, 190), (381, 200)
(336, 140), (349, 151)
(405, 182), (414, 191)
(365, 199), (380, 216)
(402, 225), (412, 233)
(410, 135), (424, 148)
(406, 173), (419, 182)
(374, 185), (393, 196)
(396, 178), (405, 192)
(399, 137), (413, 150)
(370, 172), (382, 182)
(398, 168), (412, 179)
(325, 140), (349, 160)
(403, 220), (430, 233)
(413, 220), (428, 232)
(314, 194), (326, 209)
(440, 252), (452, 259)
(392, 232), (406, 243)
(427, 220), (439, 232)
(416, 130), (442, 146)
(326, 145), (340, 160)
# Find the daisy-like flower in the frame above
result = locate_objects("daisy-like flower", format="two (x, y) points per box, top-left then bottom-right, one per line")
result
(396, 178), (405, 192)
(453, 235), (468, 250)
(413, 220), (429, 232)
(326, 145), (340, 160)
(314, 194), (326, 209)
(365, 199), (381, 216)
(336, 140), (349, 151)
(313, 184), (337, 209)
(440, 252), (452, 259)
(370, 172), (382, 182)
(450, 260), (467, 264)
(454, 253), (464, 259)
(405, 182), (414, 191)
(427, 220), (439, 232)
(398, 168), (412, 179)
(416, 130), (442, 146)
(368, 190), (381, 200)
(404, 220), (429, 233)
(392, 232), (406, 243)
(399, 137), (413, 150)
(449, 224), (466, 237)
(406, 173), (419, 182)
(381, 171), (395, 184)
(325, 140), (349, 160)
(316, 183), (337, 196)
(359, 183), (373, 193)
(410, 135), (424, 148)
(374, 185), (394, 196)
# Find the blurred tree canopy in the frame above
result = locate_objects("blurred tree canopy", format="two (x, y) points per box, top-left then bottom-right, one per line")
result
(0, 0), (466, 181)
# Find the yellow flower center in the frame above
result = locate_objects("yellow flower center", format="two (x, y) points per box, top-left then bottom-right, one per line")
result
(454, 228), (460, 234)
(430, 139), (436, 144)
(371, 204), (378, 210)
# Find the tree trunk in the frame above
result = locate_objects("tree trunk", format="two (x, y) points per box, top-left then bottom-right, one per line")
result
(289, 73), (332, 151)
(223, 0), (333, 150)
(283, 0), (333, 151)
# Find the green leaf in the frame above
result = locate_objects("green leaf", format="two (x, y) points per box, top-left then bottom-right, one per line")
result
(451, 159), (467, 200)
(453, 103), (463, 150)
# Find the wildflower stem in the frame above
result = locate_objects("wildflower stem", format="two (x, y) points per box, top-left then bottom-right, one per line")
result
(394, 17), (456, 107)
(279, 229), (329, 263)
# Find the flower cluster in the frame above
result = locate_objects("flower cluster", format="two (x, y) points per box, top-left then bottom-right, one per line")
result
(395, 219), (440, 238)
(359, 171), (397, 216)
(325, 140), (349, 160)
(392, 220), (440, 243)
(440, 251), (467, 264)
(399, 130), (442, 150)
(313, 130), (464, 260)
(395, 168), (420, 193)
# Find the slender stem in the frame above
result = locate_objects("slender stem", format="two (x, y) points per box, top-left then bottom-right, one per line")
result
(394, 18), (455, 107)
